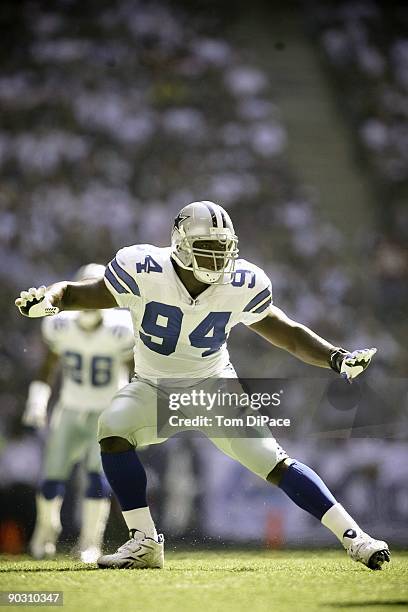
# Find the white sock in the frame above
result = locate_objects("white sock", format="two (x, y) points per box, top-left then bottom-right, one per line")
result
(321, 502), (361, 546)
(30, 495), (63, 553)
(122, 507), (157, 539)
(79, 498), (111, 550)
(35, 495), (63, 533)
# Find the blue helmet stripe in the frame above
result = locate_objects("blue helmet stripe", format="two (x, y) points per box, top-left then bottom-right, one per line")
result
(219, 209), (227, 228)
(243, 288), (271, 312)
(204, 202), (218, 227)
(104, 267), (129, 294)
(111, 258), (140, 296)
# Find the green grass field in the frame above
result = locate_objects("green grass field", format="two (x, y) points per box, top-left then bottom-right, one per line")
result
(0, 551), (407, 612)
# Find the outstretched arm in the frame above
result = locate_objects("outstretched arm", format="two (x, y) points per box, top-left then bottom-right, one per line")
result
(249, 305), (376, 380)
(15, 277), (116, 317)
(51, 278), (116, 310)
(249, 305), (336, 368)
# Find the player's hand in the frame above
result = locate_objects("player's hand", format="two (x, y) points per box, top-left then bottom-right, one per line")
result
(330, 347), (377, 383)
(22, 404), (47, 429)
(15, 286), (60, 318)
(22, 381), (52, 429)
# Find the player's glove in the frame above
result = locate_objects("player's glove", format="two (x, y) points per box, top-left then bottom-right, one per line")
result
(15, 286), (59, 318)
(329, 347), (377, 382)
(22, 380), (52, 429)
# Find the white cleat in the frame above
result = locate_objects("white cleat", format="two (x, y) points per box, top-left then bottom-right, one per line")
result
(97, 529), (164, 569)
(80, 546), (102, 564)
(29, 527), (60, 560)
(343, 529), (390, 570)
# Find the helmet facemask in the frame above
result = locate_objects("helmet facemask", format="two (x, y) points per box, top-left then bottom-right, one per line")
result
(174, 232), (238, 284)
(171, 201), (239, 284)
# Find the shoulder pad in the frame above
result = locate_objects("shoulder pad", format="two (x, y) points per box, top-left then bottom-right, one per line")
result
(234, 259), (272, 315)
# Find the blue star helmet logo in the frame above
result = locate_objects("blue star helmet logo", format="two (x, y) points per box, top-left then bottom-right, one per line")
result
(174, 213), (190, 229)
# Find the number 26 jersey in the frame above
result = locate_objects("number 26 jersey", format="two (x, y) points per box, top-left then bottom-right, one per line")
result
(42, 310), (134, 411)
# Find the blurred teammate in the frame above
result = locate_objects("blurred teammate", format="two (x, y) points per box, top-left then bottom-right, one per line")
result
(16, 202), (390, 570)
(22, 264), (134, 562)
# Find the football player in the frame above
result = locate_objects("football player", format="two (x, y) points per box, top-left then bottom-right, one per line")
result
(22, 264), (134, 563)
(16, 202), (390, 570)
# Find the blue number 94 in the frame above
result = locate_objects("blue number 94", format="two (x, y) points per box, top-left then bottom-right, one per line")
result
(139, 302), (231, 357)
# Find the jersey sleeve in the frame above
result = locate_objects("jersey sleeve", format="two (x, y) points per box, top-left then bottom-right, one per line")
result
(109, 311), (135, 361)
(238, 266), (273, 326)
(104, 246), (142, 309)
(41, 314), (69, 353)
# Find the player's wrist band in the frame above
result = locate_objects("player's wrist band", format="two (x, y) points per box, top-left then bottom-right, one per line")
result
(328, 348), (349, 373)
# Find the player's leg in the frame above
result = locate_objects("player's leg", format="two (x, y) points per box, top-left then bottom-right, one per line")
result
(96, 380), (166, 569)
(79, 412), (112, 563)
(267, 458), (390, 569)
(207, 368), (389, 570)
(211, 434), (388, 569)
(100, 436), (158, 539)
(30, 406), (83, 558)
(214, 428), (389, 569)
(30, 482), (64, 559)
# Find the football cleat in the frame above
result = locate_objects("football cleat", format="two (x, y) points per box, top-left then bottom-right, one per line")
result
(97, 529), (164, 569)
(343, 529), (390, 570)
(29, 525), (60, 560)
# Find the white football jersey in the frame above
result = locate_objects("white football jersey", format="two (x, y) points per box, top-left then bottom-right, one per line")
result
(42, 310), (134, 411)
(104, 245), (272, 381)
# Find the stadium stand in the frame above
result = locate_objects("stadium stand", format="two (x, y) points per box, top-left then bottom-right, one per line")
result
(1, 0), (406, 548)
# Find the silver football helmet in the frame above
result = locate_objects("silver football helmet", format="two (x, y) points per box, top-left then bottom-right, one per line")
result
(74, 263), (106, 283)
(74, 263), (106, 329)
(171, 201), (239, 284)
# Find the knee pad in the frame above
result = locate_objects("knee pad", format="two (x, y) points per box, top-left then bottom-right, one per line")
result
(97, 406), (131, 442)
(86, 472), (111, 499)
(229, 437), (289, 479)
(41, 480), (66, 500)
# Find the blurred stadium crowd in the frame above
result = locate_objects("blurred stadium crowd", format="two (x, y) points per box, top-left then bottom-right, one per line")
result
(310, 0), (408, 322)
(0, 0), (406, 551)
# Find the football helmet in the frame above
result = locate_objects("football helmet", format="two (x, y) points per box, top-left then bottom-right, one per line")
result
(171, 201), (239, 284)
(74, 263), (106, 329)
(74, 263), (106, 283)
